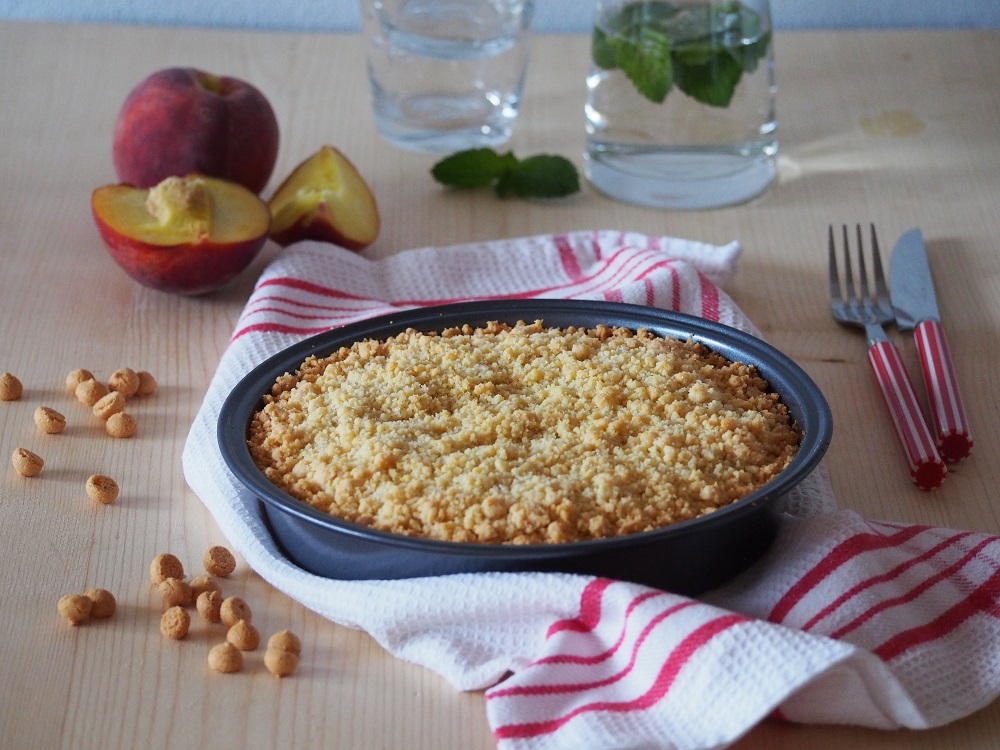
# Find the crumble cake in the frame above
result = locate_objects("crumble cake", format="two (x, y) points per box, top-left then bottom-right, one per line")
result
(247, 320), (800, 544)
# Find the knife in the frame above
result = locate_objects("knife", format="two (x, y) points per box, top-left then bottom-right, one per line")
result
(889, 228), (973, 462)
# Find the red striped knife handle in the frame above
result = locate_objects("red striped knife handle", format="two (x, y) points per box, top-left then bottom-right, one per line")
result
(868, 341), (947, 490)
(914, 320), (973, 462)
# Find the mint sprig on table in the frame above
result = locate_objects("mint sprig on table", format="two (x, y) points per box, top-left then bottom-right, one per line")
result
(593, 0), (771, 107)
(431, 148), (580, 199)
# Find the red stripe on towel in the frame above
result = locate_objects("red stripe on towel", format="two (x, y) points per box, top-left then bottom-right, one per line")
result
(533, 595), (681, 669)
(490, 600), (698, 698)
(230, 322), (340, 340)
(670, 265), (682, 312)
(801, 530), (977, 632)
(257, 275), (370, 300)
(563, 251), (670, 300)
(546, 579), (617, 636)
(830, 537), (999, 641)
(555, 234), (585, 281)
(874, 565), (1000, 661)
(492, 614), (746, 740)
(698, 271), (720, 322)
(237, 305), (357, 322)
(769, 524), (932, 624)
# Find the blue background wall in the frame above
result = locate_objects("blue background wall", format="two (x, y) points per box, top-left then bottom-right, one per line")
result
(1, 0), (998, 31)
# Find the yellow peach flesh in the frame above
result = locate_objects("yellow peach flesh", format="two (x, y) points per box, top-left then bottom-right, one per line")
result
(268, 146), (378, 243)
(94, 175), (269, 246)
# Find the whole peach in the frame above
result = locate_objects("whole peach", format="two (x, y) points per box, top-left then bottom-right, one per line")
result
(112, 67), (279, 195)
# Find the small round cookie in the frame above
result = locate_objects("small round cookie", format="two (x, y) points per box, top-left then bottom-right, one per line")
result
(65, 368), (95, 393)
(267, 629), (302, 656)
(203, 546), (236, 577)
(106, 412), (137, 439)
(75, 378), (108, 406)
(160, 606), (191, 639)
(135, 371), (158, 396)
(264, 648), (300, 677)
(0, 372), (23, 401)
(86, 474), (119, 505)
(108, 367), (140, 398)
(149, 553), (184, 585)
(226, 620), (261, 651)
(189, 575), (221, 599)
(219, 596), (252, 628)
(85, 588), (117, 619)
(58, 594), (93, 626)
(208, 642), (243, 673)
(33, 406), (66, 434)
(11, 448), (43, 477)
(196, 590), (223, 623)
(93, 391), (126, 420)
(158, 578), (193, 608)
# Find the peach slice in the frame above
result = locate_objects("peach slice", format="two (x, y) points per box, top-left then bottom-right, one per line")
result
(268, 146), (380, 251)
(92, 175), (271, 295)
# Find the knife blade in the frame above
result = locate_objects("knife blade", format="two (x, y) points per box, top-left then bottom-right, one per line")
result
(889, 228), (972, 462)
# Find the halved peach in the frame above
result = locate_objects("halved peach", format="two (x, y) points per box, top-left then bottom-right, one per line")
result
(92, 175), (271, 295)
(268, 146), (379, 251)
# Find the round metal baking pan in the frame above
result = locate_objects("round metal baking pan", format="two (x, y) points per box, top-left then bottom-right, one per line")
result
(218, 299), (832, 595)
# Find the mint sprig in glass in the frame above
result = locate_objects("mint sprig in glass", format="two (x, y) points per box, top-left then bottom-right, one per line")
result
(592, 0), (771, 107)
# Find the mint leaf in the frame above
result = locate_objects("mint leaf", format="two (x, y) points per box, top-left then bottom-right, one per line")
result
(617, 25), (673, 104)
(506, 155), (580, 198)
(673, 48), (743, 108)
(592, 27), (619, 70)
(591, 3), (682, 104)
(430, 148), (516, 188)
(593, 1), (675, 71)
(432, 149), (580, 200)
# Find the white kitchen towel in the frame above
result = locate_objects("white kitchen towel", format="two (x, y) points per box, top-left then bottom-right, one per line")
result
(183, 231), (1000, 750)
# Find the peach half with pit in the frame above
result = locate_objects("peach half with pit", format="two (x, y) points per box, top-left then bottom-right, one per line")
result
(112, 67), (279, 195)
(91, 175), (271, 295)
(268, 145), (380, 251)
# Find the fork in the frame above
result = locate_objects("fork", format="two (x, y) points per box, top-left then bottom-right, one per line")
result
(828, 224), (947, 490)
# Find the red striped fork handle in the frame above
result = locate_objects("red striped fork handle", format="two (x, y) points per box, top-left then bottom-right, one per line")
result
(914, 320), (973, 462)
(868, 340), (948, 490)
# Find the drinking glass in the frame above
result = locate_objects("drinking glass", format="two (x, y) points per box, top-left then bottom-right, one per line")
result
(584, 0), (777, 209)
(361, 0), (535, 153)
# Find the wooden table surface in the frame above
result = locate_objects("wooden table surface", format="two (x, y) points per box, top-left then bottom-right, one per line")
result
(2, 20), (999, 750)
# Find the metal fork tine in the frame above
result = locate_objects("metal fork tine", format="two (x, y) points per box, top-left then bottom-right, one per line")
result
(828, 225), (842, 304)
(855, 223), (872, 310)
(841, 224), (856, 309)
(827, 222), (895, 330)
(869, 223), (894, 317)
(869, 224), (886, 293)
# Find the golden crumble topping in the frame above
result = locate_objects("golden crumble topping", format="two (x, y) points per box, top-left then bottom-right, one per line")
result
(247, 320), (799, 545)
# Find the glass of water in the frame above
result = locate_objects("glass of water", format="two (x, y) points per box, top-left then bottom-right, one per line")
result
(584, 0), (777, 209)
(361, 0), (535, 153)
